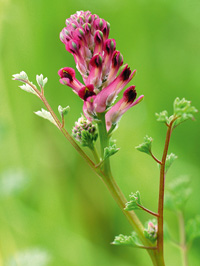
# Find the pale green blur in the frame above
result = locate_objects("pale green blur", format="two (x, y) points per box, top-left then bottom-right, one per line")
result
(0, 0), (200, 265)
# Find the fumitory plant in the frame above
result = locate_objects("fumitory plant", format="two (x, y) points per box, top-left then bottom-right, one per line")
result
(13, 11), (199, 266)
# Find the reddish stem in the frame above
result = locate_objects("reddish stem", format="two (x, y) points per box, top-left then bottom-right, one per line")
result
(157, 118), (177, 264)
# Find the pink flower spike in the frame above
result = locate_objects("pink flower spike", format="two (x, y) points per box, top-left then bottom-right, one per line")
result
(94, 65), (136, 113)
(105, 86), (144, 131)
(58, 67), (84, 93)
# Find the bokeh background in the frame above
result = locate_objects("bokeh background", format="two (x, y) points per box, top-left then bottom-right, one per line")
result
(0, 0), (200, 265)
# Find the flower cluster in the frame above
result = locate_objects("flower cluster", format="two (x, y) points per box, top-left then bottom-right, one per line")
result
(58, 11), (143, 131)
(72, 116), (98, 148)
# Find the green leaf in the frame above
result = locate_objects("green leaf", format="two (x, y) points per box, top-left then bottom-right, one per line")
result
(36, 74), (48, 88)
(165, 153), (178, 172)
(103, 139), (119, 160)
(164, 176), (192, 211)
(155, 110), (169, 123)
(58, 105), (70, 117)
(12, 71), (29, 81)
(112, 231), (141, 247)
(19, 83), (37, 95)
(35, 108), (57, 127)
(173, 97), (198, 127)
(144, 219), (157, 242)
(125, 191), (142, 211)
(135, 135), (153, 155)
(186, 216), (200, 243)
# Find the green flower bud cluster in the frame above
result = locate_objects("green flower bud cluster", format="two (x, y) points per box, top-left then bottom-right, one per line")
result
(72, 116), (98, 149)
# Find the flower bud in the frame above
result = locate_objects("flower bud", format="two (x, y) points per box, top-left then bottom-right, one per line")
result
(144, 220), (157, 242)
(72, 116), (98, 148)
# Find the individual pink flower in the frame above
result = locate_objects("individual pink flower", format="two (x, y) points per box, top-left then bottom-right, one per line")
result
(105, 86), (144, 131)
(58, 67), (84, 93)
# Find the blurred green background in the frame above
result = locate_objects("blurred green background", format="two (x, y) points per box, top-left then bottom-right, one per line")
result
(0, 0), (200, 265)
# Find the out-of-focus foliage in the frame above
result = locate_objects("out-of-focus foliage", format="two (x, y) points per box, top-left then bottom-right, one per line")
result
(1, 0), (200, 265)
(164, 176), (192, 211)
(186, 216), (200, 243)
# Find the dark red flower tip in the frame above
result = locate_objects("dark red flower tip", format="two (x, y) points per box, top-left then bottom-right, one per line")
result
(121, 65), (132, 81)
(94, 30), (103, 44)
(65, 40), (80, 54)
(123, 86), (137, 103)
(104, 39), (116, 54)
(112, 51), (123, 67)
(90, 54), (103, 68)
(78, 85), (96, 100)
(58, 67), (75, 81)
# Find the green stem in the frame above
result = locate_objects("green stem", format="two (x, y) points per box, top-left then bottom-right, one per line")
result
(97, 112), (160, 265)
(97, 112), (111, 174)
(178, 211), (188, 266)
(91, 146), (100, 164)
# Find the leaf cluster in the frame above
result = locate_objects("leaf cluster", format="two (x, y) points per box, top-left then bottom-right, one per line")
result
(125, 191), (142, 211)
(112, 231), (141, 247)
(135, 136), (153, 156)
(103, 139), (119, 160)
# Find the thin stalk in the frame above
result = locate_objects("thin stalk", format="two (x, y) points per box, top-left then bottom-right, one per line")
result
(157, 118), (176, 265)
(150, 152), (162, 165)
(137, 203), (159, 217)
(178, 211), (188, 266)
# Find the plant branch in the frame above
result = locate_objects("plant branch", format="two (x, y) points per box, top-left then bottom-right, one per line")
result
(150, 152), (162, 165)
(157, 118), (177, 264)
(137, 203), (159, 217)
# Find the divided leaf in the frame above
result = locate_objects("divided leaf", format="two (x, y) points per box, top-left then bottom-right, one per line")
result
(58, 105), (70, 117)
(35, 109), (57, 126)
(103, 139), (119, 160)
(135, 135), (153, 155)
(112, 231), (141, 247)
(186, 216), (200, 243)
(155, 110), (169, 123)
(36, 74), (48, 88)
(125, 191), (142, 211)
(173, 97), (198, 127)
(12, 71), (29, 82)
(164, 176), (192, 211)
(19, 83), (37, 95)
